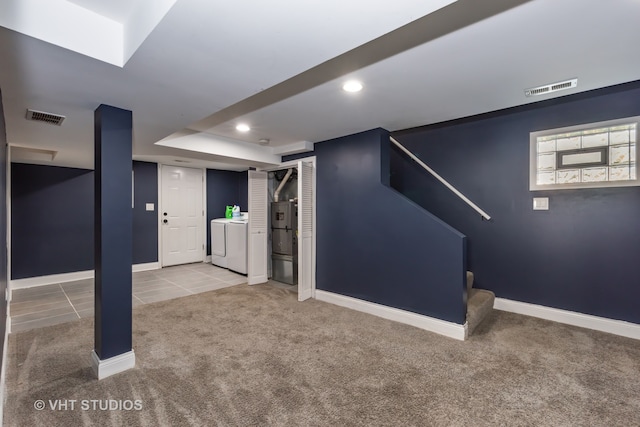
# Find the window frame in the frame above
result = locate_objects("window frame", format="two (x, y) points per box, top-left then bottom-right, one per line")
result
(529, 116), (638, 191)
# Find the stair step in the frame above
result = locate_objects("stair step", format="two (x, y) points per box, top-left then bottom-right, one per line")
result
(465, 271), (494, 338)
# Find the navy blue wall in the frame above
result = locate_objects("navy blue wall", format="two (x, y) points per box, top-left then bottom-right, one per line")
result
(133, 161), (158, 264)
(287, 128), (467, 324)
(0, 90), (8, 366)
(391, 80), (640, 324)
(238, 171), (248, 210)
(205, 169), (246, 255)
(11, 164), (94, 279)
(11, 161), (245, 275)
(11, 161), (158, 279)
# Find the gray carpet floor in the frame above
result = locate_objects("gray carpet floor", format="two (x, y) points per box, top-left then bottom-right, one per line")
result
(4, 283), (640, 426)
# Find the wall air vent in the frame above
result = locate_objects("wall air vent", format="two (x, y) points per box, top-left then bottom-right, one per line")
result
(25, 109), (66, 126)
(524, 78), (577, 97)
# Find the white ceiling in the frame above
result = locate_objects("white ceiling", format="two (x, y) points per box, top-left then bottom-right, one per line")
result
(1, 0), (640, 171)
(66, 0), (137, 22)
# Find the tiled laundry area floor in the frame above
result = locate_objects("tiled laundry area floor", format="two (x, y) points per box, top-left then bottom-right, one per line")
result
(10, 263), (247, 332)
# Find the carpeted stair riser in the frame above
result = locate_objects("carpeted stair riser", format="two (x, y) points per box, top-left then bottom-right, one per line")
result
(466, 271), (495, 337)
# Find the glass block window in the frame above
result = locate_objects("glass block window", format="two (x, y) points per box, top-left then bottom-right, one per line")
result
(530, 117), (639, 190)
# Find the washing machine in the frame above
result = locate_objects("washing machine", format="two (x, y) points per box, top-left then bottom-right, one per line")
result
(210, 218), (233, 268)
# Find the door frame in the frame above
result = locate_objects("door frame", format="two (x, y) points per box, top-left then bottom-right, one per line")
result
(157, 164), (207, 267)
(6, 146), (12, 313)
(257, 156), (317, 298)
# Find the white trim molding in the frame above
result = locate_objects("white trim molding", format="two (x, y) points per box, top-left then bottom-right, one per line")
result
(315, 290), (466, 341)
(11, 270), (94, 290)
(495, 298), (640, 340)
(131, 262), (160, 273)
(10, 262), (161, 291)
(91, 350), (135, 380)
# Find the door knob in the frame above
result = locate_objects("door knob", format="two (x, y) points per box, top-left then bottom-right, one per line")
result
(163, 219), (168, 224)
(163, 212), (167, 216)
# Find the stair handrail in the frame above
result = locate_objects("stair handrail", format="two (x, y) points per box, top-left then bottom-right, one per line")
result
(390, 136), (491, 221)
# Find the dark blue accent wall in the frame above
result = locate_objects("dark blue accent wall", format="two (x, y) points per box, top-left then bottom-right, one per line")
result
(94, 104), (133, 359)
(133, 161), (158, 264)
(287, 128), (467, 324)
(238, 171), (248, 210)
(11, 162), (159, 278)
(0, 90), (8, 367)
(11, 161), (244, 275)
(391, 80), (640, 324)
(205, 169), (247, 255)
(11, 164), (94, 279)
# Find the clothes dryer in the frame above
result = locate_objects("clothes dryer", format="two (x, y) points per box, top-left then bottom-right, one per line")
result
(227, 220), (248, 274)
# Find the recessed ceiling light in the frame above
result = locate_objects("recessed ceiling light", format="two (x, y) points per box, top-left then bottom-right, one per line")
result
(236, 123), (251, 132)
(342, 80), (363, 93)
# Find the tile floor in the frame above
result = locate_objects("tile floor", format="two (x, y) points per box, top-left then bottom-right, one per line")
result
(10, 263), (247, 332)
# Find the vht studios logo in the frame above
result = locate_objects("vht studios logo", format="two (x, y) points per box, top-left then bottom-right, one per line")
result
(34, 399), (143, 411)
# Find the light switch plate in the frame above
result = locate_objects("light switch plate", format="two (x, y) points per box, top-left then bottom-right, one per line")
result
(145, 203), (155, 211)
(533, 197), (549, 210)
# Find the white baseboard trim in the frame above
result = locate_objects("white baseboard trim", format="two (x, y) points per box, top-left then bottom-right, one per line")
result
(205, 255), (211, 263)
(315, 290), (466, 341)
(91, 350), (135, 380)
(10, 262), (161, 291)
(132, 262), (160, 273)
(494, 298), (640, 340)
(11, 270), (94, 290)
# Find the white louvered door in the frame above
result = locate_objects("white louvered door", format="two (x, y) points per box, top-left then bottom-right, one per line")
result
(248, 170), (268, 285)
(297, 161), (315, 301)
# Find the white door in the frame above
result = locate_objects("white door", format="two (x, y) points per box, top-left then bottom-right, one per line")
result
(161, 166), (204, 266)
(297, 161), (315, 301)
(247, 170), (268, 285)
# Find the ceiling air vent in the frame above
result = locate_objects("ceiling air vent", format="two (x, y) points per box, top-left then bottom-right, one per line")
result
(25, 109), (66, 126)
(525, 78), (577, 97)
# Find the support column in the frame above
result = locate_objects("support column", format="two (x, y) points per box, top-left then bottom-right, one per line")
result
(91, 104), (135, 379)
